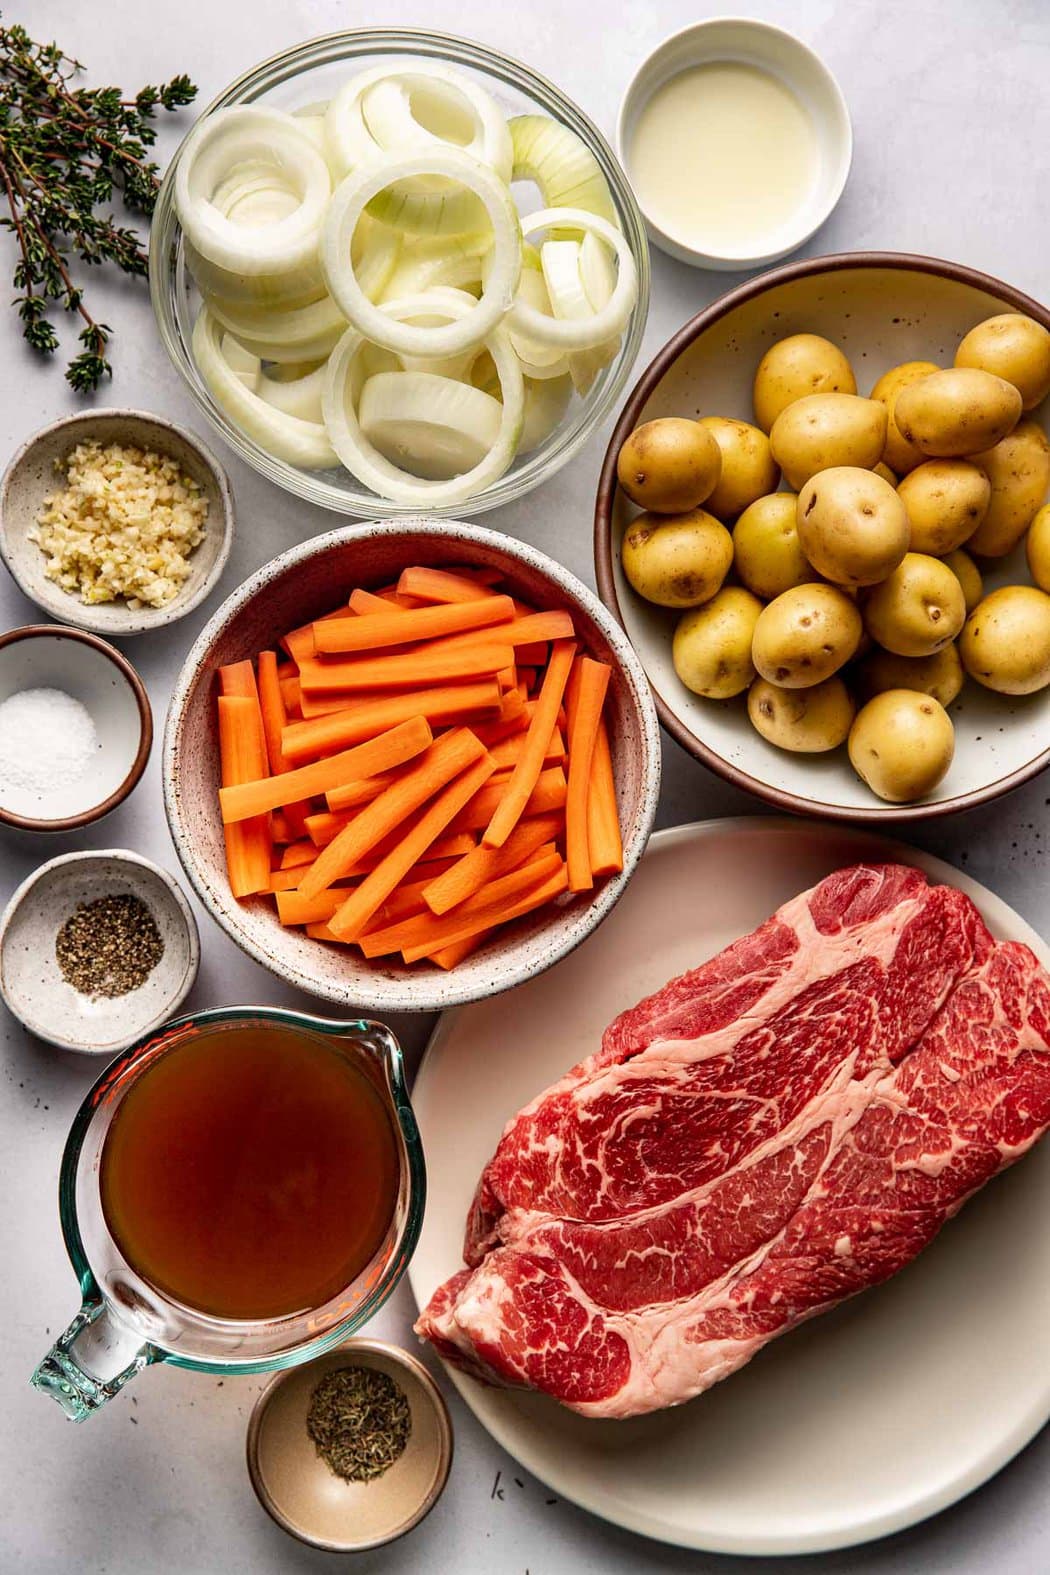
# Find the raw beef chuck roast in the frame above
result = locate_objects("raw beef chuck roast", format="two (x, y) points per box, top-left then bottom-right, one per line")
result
(416, 864), (1050, 1418)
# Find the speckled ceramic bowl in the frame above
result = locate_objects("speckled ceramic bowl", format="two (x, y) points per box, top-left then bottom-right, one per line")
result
(595, 253), (1050, 822)
(0, 849), (200, 1053)
(246, 1339), (452, 1552)
(164, 519), (661, 1014)
(0, 408), (234, 636)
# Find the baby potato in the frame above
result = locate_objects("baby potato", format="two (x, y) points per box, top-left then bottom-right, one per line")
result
(897, 459), (990, 555)
(621, 509), (733, 608)
(966, 420), (1050, 556)
(673, 587), (763, 699)
(751, 583), (862, 688)
(1026, 502), (1050, 591)
(617, 418), (722, 513)
(870, 360), (941, 475)
(894, 367), (1022, 458)
(696, 416), (781, 520)
(797, 466), (909, 587)
(955, 313), (1050, 411)
(856, 643), (964, 708)
(752, 333), (857, 433)
(748, 676), (855, 752)
(864, 553), (966, 657)
(942, 548), (984, 613)
(732, 492), (815, 600)
(848, 691), (955, 803)
(770, 393), (887, 490)
(959, 585), (1050, 694)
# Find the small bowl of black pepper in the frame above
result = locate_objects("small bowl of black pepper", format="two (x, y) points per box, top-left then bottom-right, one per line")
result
(0, 849), (199, 1053)
(246, 1339), (453, 1554)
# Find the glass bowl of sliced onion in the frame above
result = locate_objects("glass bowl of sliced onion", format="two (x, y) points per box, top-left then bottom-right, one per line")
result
(150, 28), (650, 517)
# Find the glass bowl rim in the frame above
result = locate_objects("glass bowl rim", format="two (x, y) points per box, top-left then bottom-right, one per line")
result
(149, 25), (651, 517)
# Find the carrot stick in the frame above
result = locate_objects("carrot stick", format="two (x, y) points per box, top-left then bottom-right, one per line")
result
(218, 695), (271, 898)
(403, 865), (567, 965)
(217, 659), (259, 700)
(482, 639), (576, 848)
(278, 673), (302, 718)
(313, 596), (515, 654)
(447, 766), (567, 834)
(413, 610), (574, 661)
(429, 934), (486, 969)
(326, 766), (404, 814)
(270, 811), (292, 844)
(219, 716), (433, 824)
(279, 839), (316, 869)
(299, 729), (490, 899)
(423, 813), (563, 916)
(360, 853), (566, 960)
(298, 643), (514, 693)
(281, 681), (502, 763)
(489, 725), (564, 775)
(258, 651), (310, 838)
(565, 658), (611, 892)
(588, 717), (623, 878)
(349, 588), (407, 616)
(280, 603), (351, 664)
(469, 699), (530, 748)
(396, 566), (500, 604)
(328, 753), (496, 940)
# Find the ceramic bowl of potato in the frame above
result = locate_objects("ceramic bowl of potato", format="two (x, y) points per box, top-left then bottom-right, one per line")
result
(594, 252), (1050, 822)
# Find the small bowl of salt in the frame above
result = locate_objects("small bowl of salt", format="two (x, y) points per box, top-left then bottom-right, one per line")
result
(0, 624), (152, 831)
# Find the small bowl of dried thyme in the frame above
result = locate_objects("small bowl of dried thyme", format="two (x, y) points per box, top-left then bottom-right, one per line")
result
(0, 849), (199, 1053)
(246, 1339), (453, 1553)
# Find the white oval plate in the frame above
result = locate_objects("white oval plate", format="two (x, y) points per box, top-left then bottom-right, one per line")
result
(408, 818), (1050, 1555)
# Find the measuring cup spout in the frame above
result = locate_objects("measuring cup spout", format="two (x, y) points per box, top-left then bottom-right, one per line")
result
(32, 1298), (156, 1421)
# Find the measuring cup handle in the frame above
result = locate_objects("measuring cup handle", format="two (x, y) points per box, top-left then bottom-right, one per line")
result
(32, 1298), (156, 1421)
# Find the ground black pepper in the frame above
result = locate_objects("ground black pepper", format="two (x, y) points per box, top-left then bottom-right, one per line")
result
(306, 1366), (412, 1483)
(55, 894), (164, 997)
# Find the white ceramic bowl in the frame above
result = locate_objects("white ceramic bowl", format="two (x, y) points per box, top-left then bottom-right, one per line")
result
(617, 18), (852, 270)
(0, 409), (234, 636)
(164, 519), (661, 1014)
(0, 625), (152, 831)
(0, 850), (200, 1054)
(594, 252), (1050, 822)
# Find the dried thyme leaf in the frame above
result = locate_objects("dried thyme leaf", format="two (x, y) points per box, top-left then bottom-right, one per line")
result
(306, 1365), (412, 1484)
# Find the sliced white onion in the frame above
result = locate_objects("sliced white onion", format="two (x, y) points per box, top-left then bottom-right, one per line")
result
(185, 240), (327, 312)
(322, 292), (524, 505)
(519, 372), (574, 455)
(193, 309), (337, 470)
(220, 332), (261, 390)
(359, 371), (503, 481)
(258, 361), (328, 423)
(541, 237), (619, 395)
(379, 229), (490, 304)
(207, 291), (347, 363)
(326, 64), (512, 237)
(322, 150), (521, 359)
(176, 107), (331, 276)
(291, 101), (331, 160)
(507, 208), (636, 352)
(508, 257), (570, 379)
(351, 212), (403, 303)
(509, 115), (617, 227)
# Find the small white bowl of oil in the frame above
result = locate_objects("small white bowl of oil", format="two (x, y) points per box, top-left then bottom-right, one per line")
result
(617, 18), (852, 271)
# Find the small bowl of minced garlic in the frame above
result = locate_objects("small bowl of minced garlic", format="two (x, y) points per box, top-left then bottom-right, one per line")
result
(0, 409), (234, 636)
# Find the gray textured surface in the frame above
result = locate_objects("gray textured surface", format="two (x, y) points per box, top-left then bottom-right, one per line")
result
(2, 1), (1048, 1570)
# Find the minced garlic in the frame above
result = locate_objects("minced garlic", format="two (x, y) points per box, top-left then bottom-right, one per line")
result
(30, 439), (209, 609)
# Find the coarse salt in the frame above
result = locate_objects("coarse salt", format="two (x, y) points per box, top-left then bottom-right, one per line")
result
(0, 687), (98, 800)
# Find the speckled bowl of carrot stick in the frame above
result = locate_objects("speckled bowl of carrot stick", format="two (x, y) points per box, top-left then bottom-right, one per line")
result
(163, 520), (661, 1012)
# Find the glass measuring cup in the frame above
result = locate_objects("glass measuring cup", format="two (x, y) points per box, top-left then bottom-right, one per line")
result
(32, 1007), (425, 1421)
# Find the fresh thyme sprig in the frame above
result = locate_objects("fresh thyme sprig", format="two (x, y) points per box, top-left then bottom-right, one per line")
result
(0, 22), (196, 391)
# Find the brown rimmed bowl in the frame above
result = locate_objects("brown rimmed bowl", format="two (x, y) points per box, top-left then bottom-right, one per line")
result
(164, 518), (661, 1014)
(246, 1339), (453, 1553)
(594, 251), (1050, 822)
(0, 625), (152, 831)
